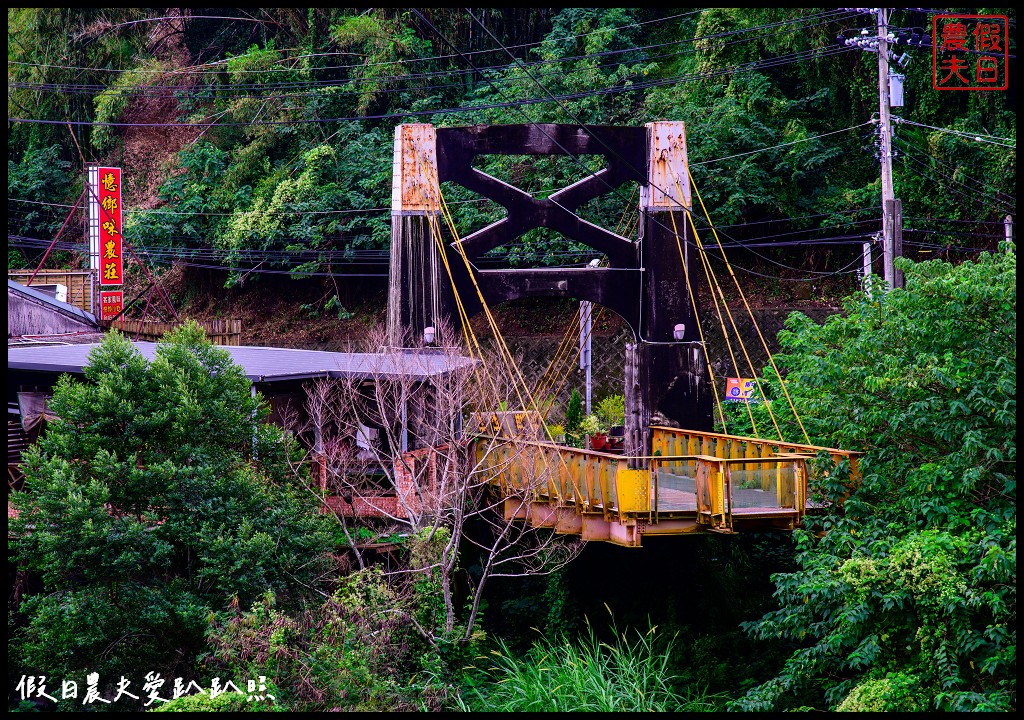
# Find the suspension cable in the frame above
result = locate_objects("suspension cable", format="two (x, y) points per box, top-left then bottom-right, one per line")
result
(685, 164), (811, 444)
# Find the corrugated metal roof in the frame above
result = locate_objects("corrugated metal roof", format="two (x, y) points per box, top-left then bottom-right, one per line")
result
(7, 280), (98, 326)
(7, 341), (477, 383)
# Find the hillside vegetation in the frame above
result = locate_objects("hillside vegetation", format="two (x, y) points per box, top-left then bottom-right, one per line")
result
(8, 8), (1015, 324)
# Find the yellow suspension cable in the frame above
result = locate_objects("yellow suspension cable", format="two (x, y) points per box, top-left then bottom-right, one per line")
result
(532, 308), (581, 409)
(692, 229), (785, 440)
(426, 167), (583, 501)
(665, 210), (728, 432)
(413, 167), (510, 412)
(435, 201), (533, 414)
(690, 223), (763, 438)
(663, 168), (762, 436)
(425, 212), (502, 399)
(662, 151), (785, 440)
(685, 164), (812, 445)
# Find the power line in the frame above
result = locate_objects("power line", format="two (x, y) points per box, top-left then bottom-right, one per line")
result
(893, 117), (1017, 149)
(701, 247), (868, 281)
(8, 8), (847, 79)
(893, 137), (1016, 208)
(904, 228), (1006, 239)
(6, 9), (937, 286)
(9, 10), (700, 76)
(434, 6), (866, 275)
(697, 208), (878, 231)
(902, 216), (1007, 225)
(896, 154), (1014, 217)
(690, 122), (873, 166)
(15, 21), (851, 103)
(8, 200), (882, 228)
(8, 45), (858, 128)
(895, 142), (1016, 214)
(713, 221), (882, 244)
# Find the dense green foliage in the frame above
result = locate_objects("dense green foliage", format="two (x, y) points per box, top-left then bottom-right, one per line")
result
(595, 392), (625, 429)
(564, 387), (585, 447)
(7, 8), (1014, 281)
(9, 324), (333, 707)
(7, 144), (76, 268)
(460, 620), (720, 712)
(722, 248), (1016, 711)
(201, 567), (454, 712)
(6, 8), (1017, 712)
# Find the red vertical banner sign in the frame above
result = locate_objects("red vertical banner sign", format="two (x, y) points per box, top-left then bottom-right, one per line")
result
(97, 167), (123, 288)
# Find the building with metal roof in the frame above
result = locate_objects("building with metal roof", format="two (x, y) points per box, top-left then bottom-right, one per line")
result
(8, 339), (479, 461)
(8, 280), (99, 339)
(8, 341), (477, 384)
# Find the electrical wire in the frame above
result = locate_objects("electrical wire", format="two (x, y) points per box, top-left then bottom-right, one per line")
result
(895, 144), (1016, 215)
(893, 136), (1016, 207)
(701, 249), (868, 281)
(10, 10), (706, 76)
(8, 45), (859, 128)
(690, 122), (872, 166)
(8, 8), (849, 80)
(893, 117), (1016, 149)
(426, 6), (863, 273)
(903, 216), (1007, 225)
(9, 11), (932, 292)
(11, 11), (875, 288)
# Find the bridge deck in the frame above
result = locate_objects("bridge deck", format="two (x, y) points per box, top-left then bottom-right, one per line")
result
(471, 425), (860, 546)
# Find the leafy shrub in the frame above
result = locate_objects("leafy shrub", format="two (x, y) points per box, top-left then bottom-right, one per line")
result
(204, 568), (448, 712)
(581, 413), (603, 435)
(836, 673), (929, 712)
(595, 393), (625, 429)
(732, 250), (1016, 712)
(152, 692), (265, 713)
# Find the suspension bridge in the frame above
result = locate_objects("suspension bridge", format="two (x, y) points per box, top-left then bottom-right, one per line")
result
(335, 121), (860, 546)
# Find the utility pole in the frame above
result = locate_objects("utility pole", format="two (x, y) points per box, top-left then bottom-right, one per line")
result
(845, 9), (906, 290)
(579, 300), (593, 415)
(876, 8), (901, 290)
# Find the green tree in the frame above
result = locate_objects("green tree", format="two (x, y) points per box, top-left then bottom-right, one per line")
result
(9, 323), (333, 700)
(7, 144), (77, 269)
(730, 248), (1016, 711)
(565, 387), (585, 448)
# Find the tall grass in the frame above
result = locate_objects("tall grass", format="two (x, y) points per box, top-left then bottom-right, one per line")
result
(458, 617), (723, 712)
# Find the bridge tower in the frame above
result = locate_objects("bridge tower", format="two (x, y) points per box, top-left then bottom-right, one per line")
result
(387, 122), (713, 452)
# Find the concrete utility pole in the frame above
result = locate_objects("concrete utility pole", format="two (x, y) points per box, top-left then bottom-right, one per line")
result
(876, 8), (901, 289)
(579, 299), (593, 414)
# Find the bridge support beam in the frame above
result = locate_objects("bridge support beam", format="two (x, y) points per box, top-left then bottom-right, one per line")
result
(387, 124), (456, 347)
(387, 121), (713, 445)
(634, 122), (714, 450)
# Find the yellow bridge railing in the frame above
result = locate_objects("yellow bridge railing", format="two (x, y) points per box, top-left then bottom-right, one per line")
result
(470, 426), (860, 546)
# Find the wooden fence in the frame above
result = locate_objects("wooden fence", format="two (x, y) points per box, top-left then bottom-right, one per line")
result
(107, 318), (243, 346)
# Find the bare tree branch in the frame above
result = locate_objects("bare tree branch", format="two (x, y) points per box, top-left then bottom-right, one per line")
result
(291, 320), (585, 644)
